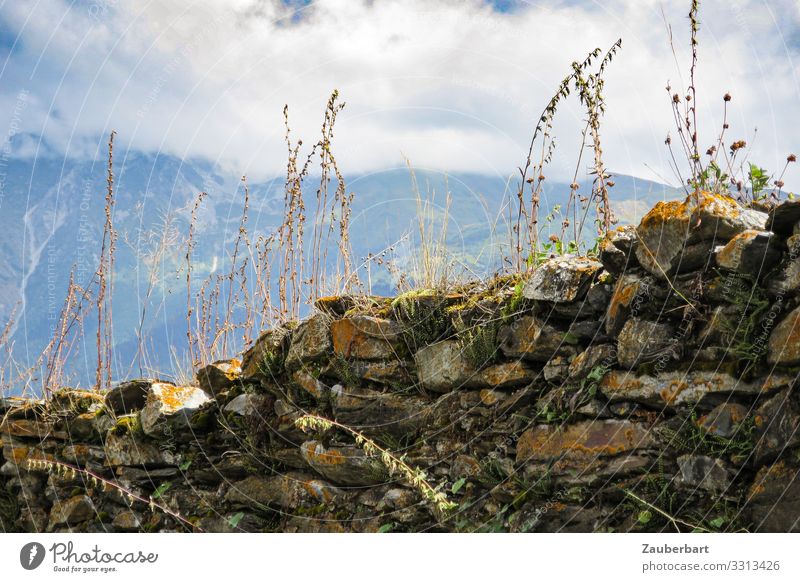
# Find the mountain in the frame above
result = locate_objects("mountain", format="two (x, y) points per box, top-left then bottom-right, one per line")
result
(0, 148), (682, 391)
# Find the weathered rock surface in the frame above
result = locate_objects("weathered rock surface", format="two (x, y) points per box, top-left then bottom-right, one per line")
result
(285, 314), (332, 369)
(635, 193), (767, 278)
(516, 420), (654, 465)
(767, 304), (800, 365)
(523, 256), (602, 302)
(600, 370), (792, 406)
(616, 318), (675, 369)
(139, 383), (211, 438)
(715, 230), (780, 274)
(331, 316), (402, 360)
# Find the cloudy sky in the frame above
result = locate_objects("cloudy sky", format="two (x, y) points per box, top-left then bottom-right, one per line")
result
(1, 0), (799, 187)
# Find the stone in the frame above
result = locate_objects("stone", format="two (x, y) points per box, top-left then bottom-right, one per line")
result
(478, 361), (534, 390)
(543, 355), (571, 383)
(139, 383), (212, 438)
(715, 230), (781, 274)
(523, 255), (602, 303)
(568, 344), (616, 380)
(746, 461), (800, 532)
(112, 510), (142, 532)
(600, 370), (792, 407)
(677, 455), (731, 493)
(300, 440), (385, 486)
(498, 315), (568, 362)
(635, 193), (767, 278)
(616, 318), (675, 369)
(47, 389), (104, 417)
(766, 199), (800, 236)
(223, 393), (268, 417)
(103, 432), (176, 467)
(516, 420), (654, 464)
(225, 472), (341, 509)
(752, 389), (800, 465)
(599, 225), (638, 275)
(347, 360), (413, 385)
(284, 314), (332, 369)
(48, 494), (95, 529)
(697, 403), (750, 439)
(414, 341), (477, 392)
(196, 359), (241, 396)
(331, 387), (428, 440)
(767, 304), (800, 365)
(104, 379), (152, 415)
(330, 316), (402, 360)
(241, 327), (289, 378)
(605, 274), (650, 336)
(0, 418), (66, 440)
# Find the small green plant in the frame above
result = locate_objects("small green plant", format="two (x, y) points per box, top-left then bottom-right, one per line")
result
(295, 414), (457, 517)
(391, 290), (450, 352)
(457, 321), (499, 370)
(227, 512), (245, 529)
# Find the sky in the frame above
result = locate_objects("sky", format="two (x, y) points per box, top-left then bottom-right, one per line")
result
(1, 0), (799, 188)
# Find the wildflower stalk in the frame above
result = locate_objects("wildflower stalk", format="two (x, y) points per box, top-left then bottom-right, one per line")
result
(295, 414), (457, 518)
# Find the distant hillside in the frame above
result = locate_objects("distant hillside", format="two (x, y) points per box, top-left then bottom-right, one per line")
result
(0, 149), (682, 389)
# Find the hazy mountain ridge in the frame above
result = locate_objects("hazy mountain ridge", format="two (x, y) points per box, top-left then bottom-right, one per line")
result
(0, 150), (682, 388)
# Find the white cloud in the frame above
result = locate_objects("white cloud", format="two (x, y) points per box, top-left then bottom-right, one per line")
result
(1, 0), (799, 188)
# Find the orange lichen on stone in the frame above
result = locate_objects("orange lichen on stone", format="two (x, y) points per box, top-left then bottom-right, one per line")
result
(302, 442), (347, 465)
(516, 420), (653, 464)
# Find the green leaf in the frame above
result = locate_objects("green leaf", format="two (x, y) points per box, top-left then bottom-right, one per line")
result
(151, 482), (171, 500)
(451, 477), (467, 494)
(637, 509), (652, 525)
(709, 516), (726, 529)
(227, 512), (245, 528)
(179, 460), (192, 471)
(377, 523), (394, 533)
(563, 331), (580, 345)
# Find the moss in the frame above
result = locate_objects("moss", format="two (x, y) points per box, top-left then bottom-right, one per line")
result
(110, 414), (143, 437)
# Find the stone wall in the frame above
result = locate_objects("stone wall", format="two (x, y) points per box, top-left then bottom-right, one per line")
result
(3, 191), (800, 533)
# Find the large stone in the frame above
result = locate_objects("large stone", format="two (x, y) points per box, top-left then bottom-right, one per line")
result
(225, 472), (342, 509)
(331, 387), (428, 440)
(599, 225), (638, 275)
(414, 341), (477, 392)
(104, 379), (152, 415)
(331, 316), (402, 360)
(715, 230), (781, 274)
(103, 432), (176, 467)
(0, 418), (66, 440)
(478, 361), (535, 389)
(516, 420), (654, 464)
(300, 441), (385, 486)
(196, 359), (241, 396)
(766, 199), (800, 236)
(616, 318), (675, 369)
(223, 393), (269, 418)
(605, 274), (650, 336)
(498, 315), (569, 362)
(677, 455), (731, 493)
(697, 403), (750, 439)
(752, 389), (800, 465)
(284, 314), (332, 369)
(635, 193), (767, 278)
(523, 256), (602, 303)
(568, 344), (616, 380)
(746, 461), (800, 532)
(48, 494), (95, 529)
(600, 370), (792, 407)
(139, 383), (211, 438)
(767, 304), (800, 365)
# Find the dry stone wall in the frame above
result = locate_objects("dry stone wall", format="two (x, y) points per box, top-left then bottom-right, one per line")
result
(3, 191), (800, 533)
